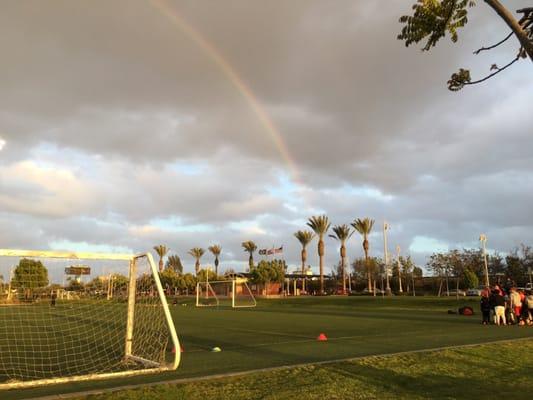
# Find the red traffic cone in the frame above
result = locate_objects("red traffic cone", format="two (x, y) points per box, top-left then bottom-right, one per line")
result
(317, 333), (328, 341)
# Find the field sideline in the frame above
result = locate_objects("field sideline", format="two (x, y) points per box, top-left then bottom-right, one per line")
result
(3, 296), (533, 400)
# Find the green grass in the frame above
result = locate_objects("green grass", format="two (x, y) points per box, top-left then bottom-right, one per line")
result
(78, 339), (533, 400)
(2, 296), (533, 399)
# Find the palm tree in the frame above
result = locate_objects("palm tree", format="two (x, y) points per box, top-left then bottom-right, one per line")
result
(188, 247), (205, 276)
(241, 241), (258, 271)
(329, 224), (354, 294)
(165, 254), (183, 274)
(351, 218), (375, 292)
(208, 245), (222, 276)
(307, 215), (331, 295)
(153, 245), (169, 272)
(294, 230), (315, 293)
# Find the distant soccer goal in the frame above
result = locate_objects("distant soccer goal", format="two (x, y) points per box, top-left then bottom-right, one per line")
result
(0, 249), (180, 390)
(196, 278), (256, 308)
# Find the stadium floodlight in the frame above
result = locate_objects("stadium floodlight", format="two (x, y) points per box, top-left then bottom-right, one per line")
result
(383, 222), (391, 295)
(0, 249), (180, 390)
(479, 234), (489, 287)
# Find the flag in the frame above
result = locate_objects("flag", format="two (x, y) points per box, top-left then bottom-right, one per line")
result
(273, 246), (283, 255)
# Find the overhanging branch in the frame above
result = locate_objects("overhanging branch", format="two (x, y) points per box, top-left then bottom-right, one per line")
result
(473, 32), (513, 54)
(467, 54), (521, 84)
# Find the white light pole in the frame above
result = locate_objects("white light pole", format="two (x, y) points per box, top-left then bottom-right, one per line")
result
(396, 245), (403, 293)
(479, 234), (489, 288)
(383, 222), (391, 295)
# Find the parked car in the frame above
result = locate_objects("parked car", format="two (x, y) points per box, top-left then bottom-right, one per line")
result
(445, 290), (466, 297)
(466, 288), (482, 296)
(362, 288), (386, 295)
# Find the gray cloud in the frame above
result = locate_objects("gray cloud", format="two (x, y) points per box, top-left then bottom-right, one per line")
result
(1, 0), (532, 274)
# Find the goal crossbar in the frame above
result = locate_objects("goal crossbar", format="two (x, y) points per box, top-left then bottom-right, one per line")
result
(0, 248), (135, 261)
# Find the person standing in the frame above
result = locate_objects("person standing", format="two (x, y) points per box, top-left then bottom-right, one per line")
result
(480, 291), (491, 325)
(509, 287), (522, 324)
(491, 289), (506, 326)
(526, 290), (533, 325)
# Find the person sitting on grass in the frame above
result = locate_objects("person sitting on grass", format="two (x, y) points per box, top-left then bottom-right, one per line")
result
(480, 291), (491, 325)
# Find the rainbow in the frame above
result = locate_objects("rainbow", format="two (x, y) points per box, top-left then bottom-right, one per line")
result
(148, 0), (302, 185)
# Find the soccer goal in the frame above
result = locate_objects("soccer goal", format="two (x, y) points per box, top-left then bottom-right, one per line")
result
(0, 249), (180, 390)
(196, 278), (256, 308)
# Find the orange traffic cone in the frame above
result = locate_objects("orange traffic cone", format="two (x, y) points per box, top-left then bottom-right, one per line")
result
(317, 333), (328, 341)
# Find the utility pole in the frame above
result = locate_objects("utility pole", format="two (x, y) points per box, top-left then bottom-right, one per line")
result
(396, 245), (403, 293)
(479, 234), (489, 288)
(383, 222), (391, 295)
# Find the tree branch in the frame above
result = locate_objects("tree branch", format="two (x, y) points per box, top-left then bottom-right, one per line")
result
(447, 53), (521, 90)
(467, 54), (520, 84)
(473, 31), (513, 54)
(484, 0), (533, 61)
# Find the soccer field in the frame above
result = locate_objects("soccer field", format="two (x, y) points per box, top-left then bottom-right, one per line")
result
(3, 296), (533, 399)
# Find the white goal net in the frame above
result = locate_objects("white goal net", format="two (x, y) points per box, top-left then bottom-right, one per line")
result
(196, 279), (256, 308)
(0, 249), (180, 390)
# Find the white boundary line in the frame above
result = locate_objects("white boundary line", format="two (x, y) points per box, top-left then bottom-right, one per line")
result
(17, 336), (533, 400)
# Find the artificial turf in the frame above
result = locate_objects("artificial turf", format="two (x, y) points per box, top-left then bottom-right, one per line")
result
(2, 296), (533, 399)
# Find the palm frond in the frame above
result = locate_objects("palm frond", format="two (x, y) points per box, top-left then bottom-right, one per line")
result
(306, 215), (331, 236)
(329, 224), (354, 242)
(188, 247), (205, 259)
(208, 245), (222, 256)
(294, 230), (315, 247)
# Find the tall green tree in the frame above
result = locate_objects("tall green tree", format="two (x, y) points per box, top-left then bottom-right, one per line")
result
(307, 215), (331, 295)
(208, 245), (222, 276)
(329, 224), (354, 294)
(241, 241), (258, 271)
(250, 259), (286, 286)
(351, 218), (375, 292)
(398, 1), (533, 91)
(294, 230), (315, 293)
(165, 254), (183, 274)
(188, 247), (205, 276)
(153, 245), (169, 272)
(11, 258), (49, 290)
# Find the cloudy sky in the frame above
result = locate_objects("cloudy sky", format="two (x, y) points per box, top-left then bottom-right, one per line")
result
(1, 0), (532, 275)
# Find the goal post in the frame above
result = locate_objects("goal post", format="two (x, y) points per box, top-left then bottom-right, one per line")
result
(195, 279), (256, 308)
(0, 249), (180, 390)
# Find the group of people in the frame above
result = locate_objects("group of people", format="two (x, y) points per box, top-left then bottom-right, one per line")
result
(480, 284), (533, 326)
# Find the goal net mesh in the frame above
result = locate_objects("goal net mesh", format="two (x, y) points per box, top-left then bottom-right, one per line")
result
(0, 251), (177, 388)
(196, 279), (256, 308)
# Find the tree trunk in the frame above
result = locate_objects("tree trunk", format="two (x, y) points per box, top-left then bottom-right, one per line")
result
(340, 244), (346, 294)
(301, 248), (307, 293)
(159, 259), (164, 272)
(363, 238), (371, 291)
(215, 257), (219, 276)
(195, 260), (200, 276)
(318, 238), (324, 295)
(484, 0), (533, 60)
